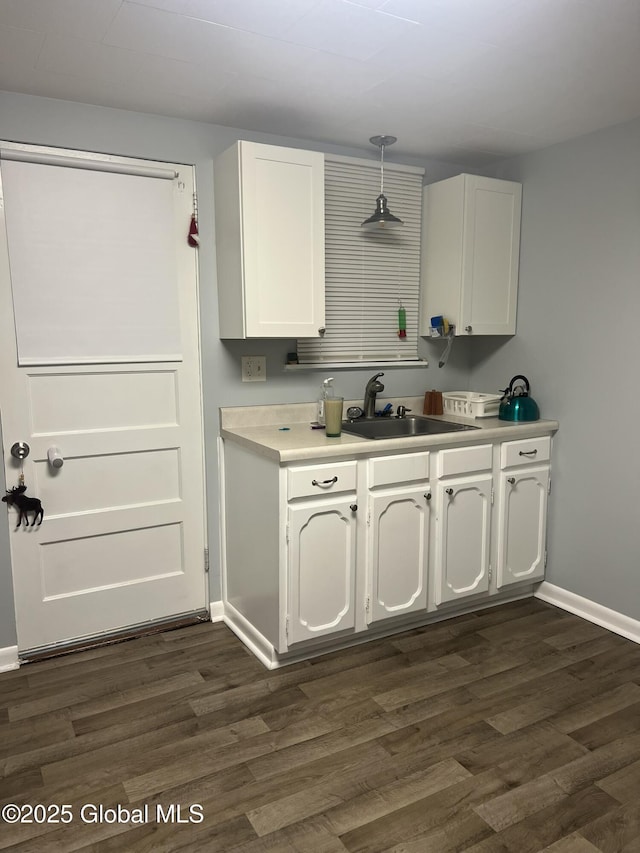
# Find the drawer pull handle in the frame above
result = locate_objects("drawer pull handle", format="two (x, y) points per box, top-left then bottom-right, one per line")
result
(519, 449), (538, 457)
(311, 476), (338, 487)
(508, 477), (516, 485)
(446, 488), (454, 496)
(350, 504), (358, 512)
(424, 492), (432, 501)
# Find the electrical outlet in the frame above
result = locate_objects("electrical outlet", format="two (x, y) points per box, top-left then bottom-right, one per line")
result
(241, 356), (266, 382)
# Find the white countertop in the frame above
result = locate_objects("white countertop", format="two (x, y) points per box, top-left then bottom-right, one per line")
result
(220, 398), (559, 463)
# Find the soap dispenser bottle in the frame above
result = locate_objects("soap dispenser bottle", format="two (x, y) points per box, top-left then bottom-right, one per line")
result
(317, 377), (335, 426)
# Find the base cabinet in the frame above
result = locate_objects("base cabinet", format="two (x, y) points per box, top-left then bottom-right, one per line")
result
(287, 498), (357, 645)
(222, 428), (554, 667)
(434, 473), (492, 605)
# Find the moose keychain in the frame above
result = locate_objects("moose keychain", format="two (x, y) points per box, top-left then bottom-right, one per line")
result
(2, 484), (44, 528)
(2, 441), (44, 529)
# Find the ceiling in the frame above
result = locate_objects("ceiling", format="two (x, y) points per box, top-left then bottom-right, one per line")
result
(1, 0), (640, 166)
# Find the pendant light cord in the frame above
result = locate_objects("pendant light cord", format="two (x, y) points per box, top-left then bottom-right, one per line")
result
(379, 142), (385, 196)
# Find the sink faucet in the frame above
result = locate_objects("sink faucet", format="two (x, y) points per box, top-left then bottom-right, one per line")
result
(363, 372), (385, 418)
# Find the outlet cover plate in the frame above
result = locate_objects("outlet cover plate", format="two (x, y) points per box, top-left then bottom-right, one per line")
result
(241, 356), (266, 382)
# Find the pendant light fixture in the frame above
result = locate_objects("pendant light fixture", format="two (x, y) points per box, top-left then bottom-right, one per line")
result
(361, 134), (403, 229)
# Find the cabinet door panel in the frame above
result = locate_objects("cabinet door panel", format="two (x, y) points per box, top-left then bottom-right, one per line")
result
(435, 474), (492, 605)
(242, 143), (325, 337)
(497, 466), (549, 587)
(288, 499), (356, 645)
(462, 176), (521, 334)
(370, 489), (429, 622)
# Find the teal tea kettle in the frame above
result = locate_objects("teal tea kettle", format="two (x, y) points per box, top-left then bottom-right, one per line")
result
(498, 375), (540, 422)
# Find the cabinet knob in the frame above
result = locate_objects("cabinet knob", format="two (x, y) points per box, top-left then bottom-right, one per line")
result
(507, 477), (516, 485)
(424, 492), (432, 501)
(318, 327), (326, 336)
(446, 488), (454, 496)
(350, 504), (358, 512)
(464, 325), (473, 333)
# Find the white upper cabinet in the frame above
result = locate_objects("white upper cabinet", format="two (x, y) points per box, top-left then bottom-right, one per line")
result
(214, 141), (325, 338)
(420, 174), (522, 336)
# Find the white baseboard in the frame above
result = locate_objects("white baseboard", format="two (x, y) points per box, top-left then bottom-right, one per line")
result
(209, 600), (225, 622)
(535, 581), (640, 645)
(223, 602), (279, 669)
(0, 645), (19, 672)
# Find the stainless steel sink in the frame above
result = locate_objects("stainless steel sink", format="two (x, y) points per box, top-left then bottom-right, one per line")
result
(341, 415), (479, 440)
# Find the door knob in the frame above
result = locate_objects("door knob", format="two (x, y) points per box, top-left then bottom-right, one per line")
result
(10, 442), (30, 460)
(47, 447), (64, 469)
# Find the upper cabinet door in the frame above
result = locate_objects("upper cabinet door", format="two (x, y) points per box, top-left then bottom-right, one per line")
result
(420, 174), (521, 336)
(215, 141), (325, 339)
(461, 175), (521, 335)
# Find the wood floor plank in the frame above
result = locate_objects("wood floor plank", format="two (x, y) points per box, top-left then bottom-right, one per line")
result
(246, 714), (398, 782)
(496, 786), (620, 853)
(541, 835), (602, 853)
(596, 758), (640, 804)
(378, 811), (493, 853)
(8, 670), (204, 722)
(569, 700), (640, 751)
(227, 816), (350, 853)
(485, 671), (623, 735)
(456, 720), (589, 776)
(549, 731), (640, 795)
(73, 813), (258, 853)
(248, 756), (471, 837)
(373, 648), (526, 712)
(338, 766), (511, 853)
(0, 784), (128, 851)
(473, 774), (568, 832)
(572, 800), (640, 853)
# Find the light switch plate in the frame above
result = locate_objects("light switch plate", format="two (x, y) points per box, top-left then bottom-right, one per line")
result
(241, 356), (266, 382)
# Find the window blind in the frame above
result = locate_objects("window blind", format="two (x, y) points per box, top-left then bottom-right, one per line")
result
(1, 155), (181, 365)
(297, 155), (424, 364)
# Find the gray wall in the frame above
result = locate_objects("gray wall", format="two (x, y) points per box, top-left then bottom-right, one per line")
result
(0, 90), (473, 648)
(470, 116), (640, 620)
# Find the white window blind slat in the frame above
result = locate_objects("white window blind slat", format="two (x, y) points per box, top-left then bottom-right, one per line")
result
(298, 156), (424, 364)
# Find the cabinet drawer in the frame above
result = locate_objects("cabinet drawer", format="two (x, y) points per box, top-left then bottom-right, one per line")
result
(501, 436), (551, 469)
(437, 444), (492, 477)
(368, 452), (429, 488)
(287, 460), (357, 499)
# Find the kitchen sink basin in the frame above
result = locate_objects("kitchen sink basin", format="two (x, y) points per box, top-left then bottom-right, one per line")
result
(341, 415), (479, 440)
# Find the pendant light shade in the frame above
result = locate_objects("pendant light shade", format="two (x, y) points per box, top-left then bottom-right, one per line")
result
(361, 135), (403, 229)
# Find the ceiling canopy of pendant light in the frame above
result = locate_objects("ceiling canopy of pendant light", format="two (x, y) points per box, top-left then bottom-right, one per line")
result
(361, 134), (403, 229)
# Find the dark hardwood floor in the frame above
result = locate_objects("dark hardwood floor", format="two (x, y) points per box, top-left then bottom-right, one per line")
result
(2, 598), (640, 852)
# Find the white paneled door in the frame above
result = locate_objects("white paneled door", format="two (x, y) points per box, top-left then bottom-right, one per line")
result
(0, 145), (207, 653)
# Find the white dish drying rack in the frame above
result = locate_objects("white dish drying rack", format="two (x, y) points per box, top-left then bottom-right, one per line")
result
(443, 391), (501, 418)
